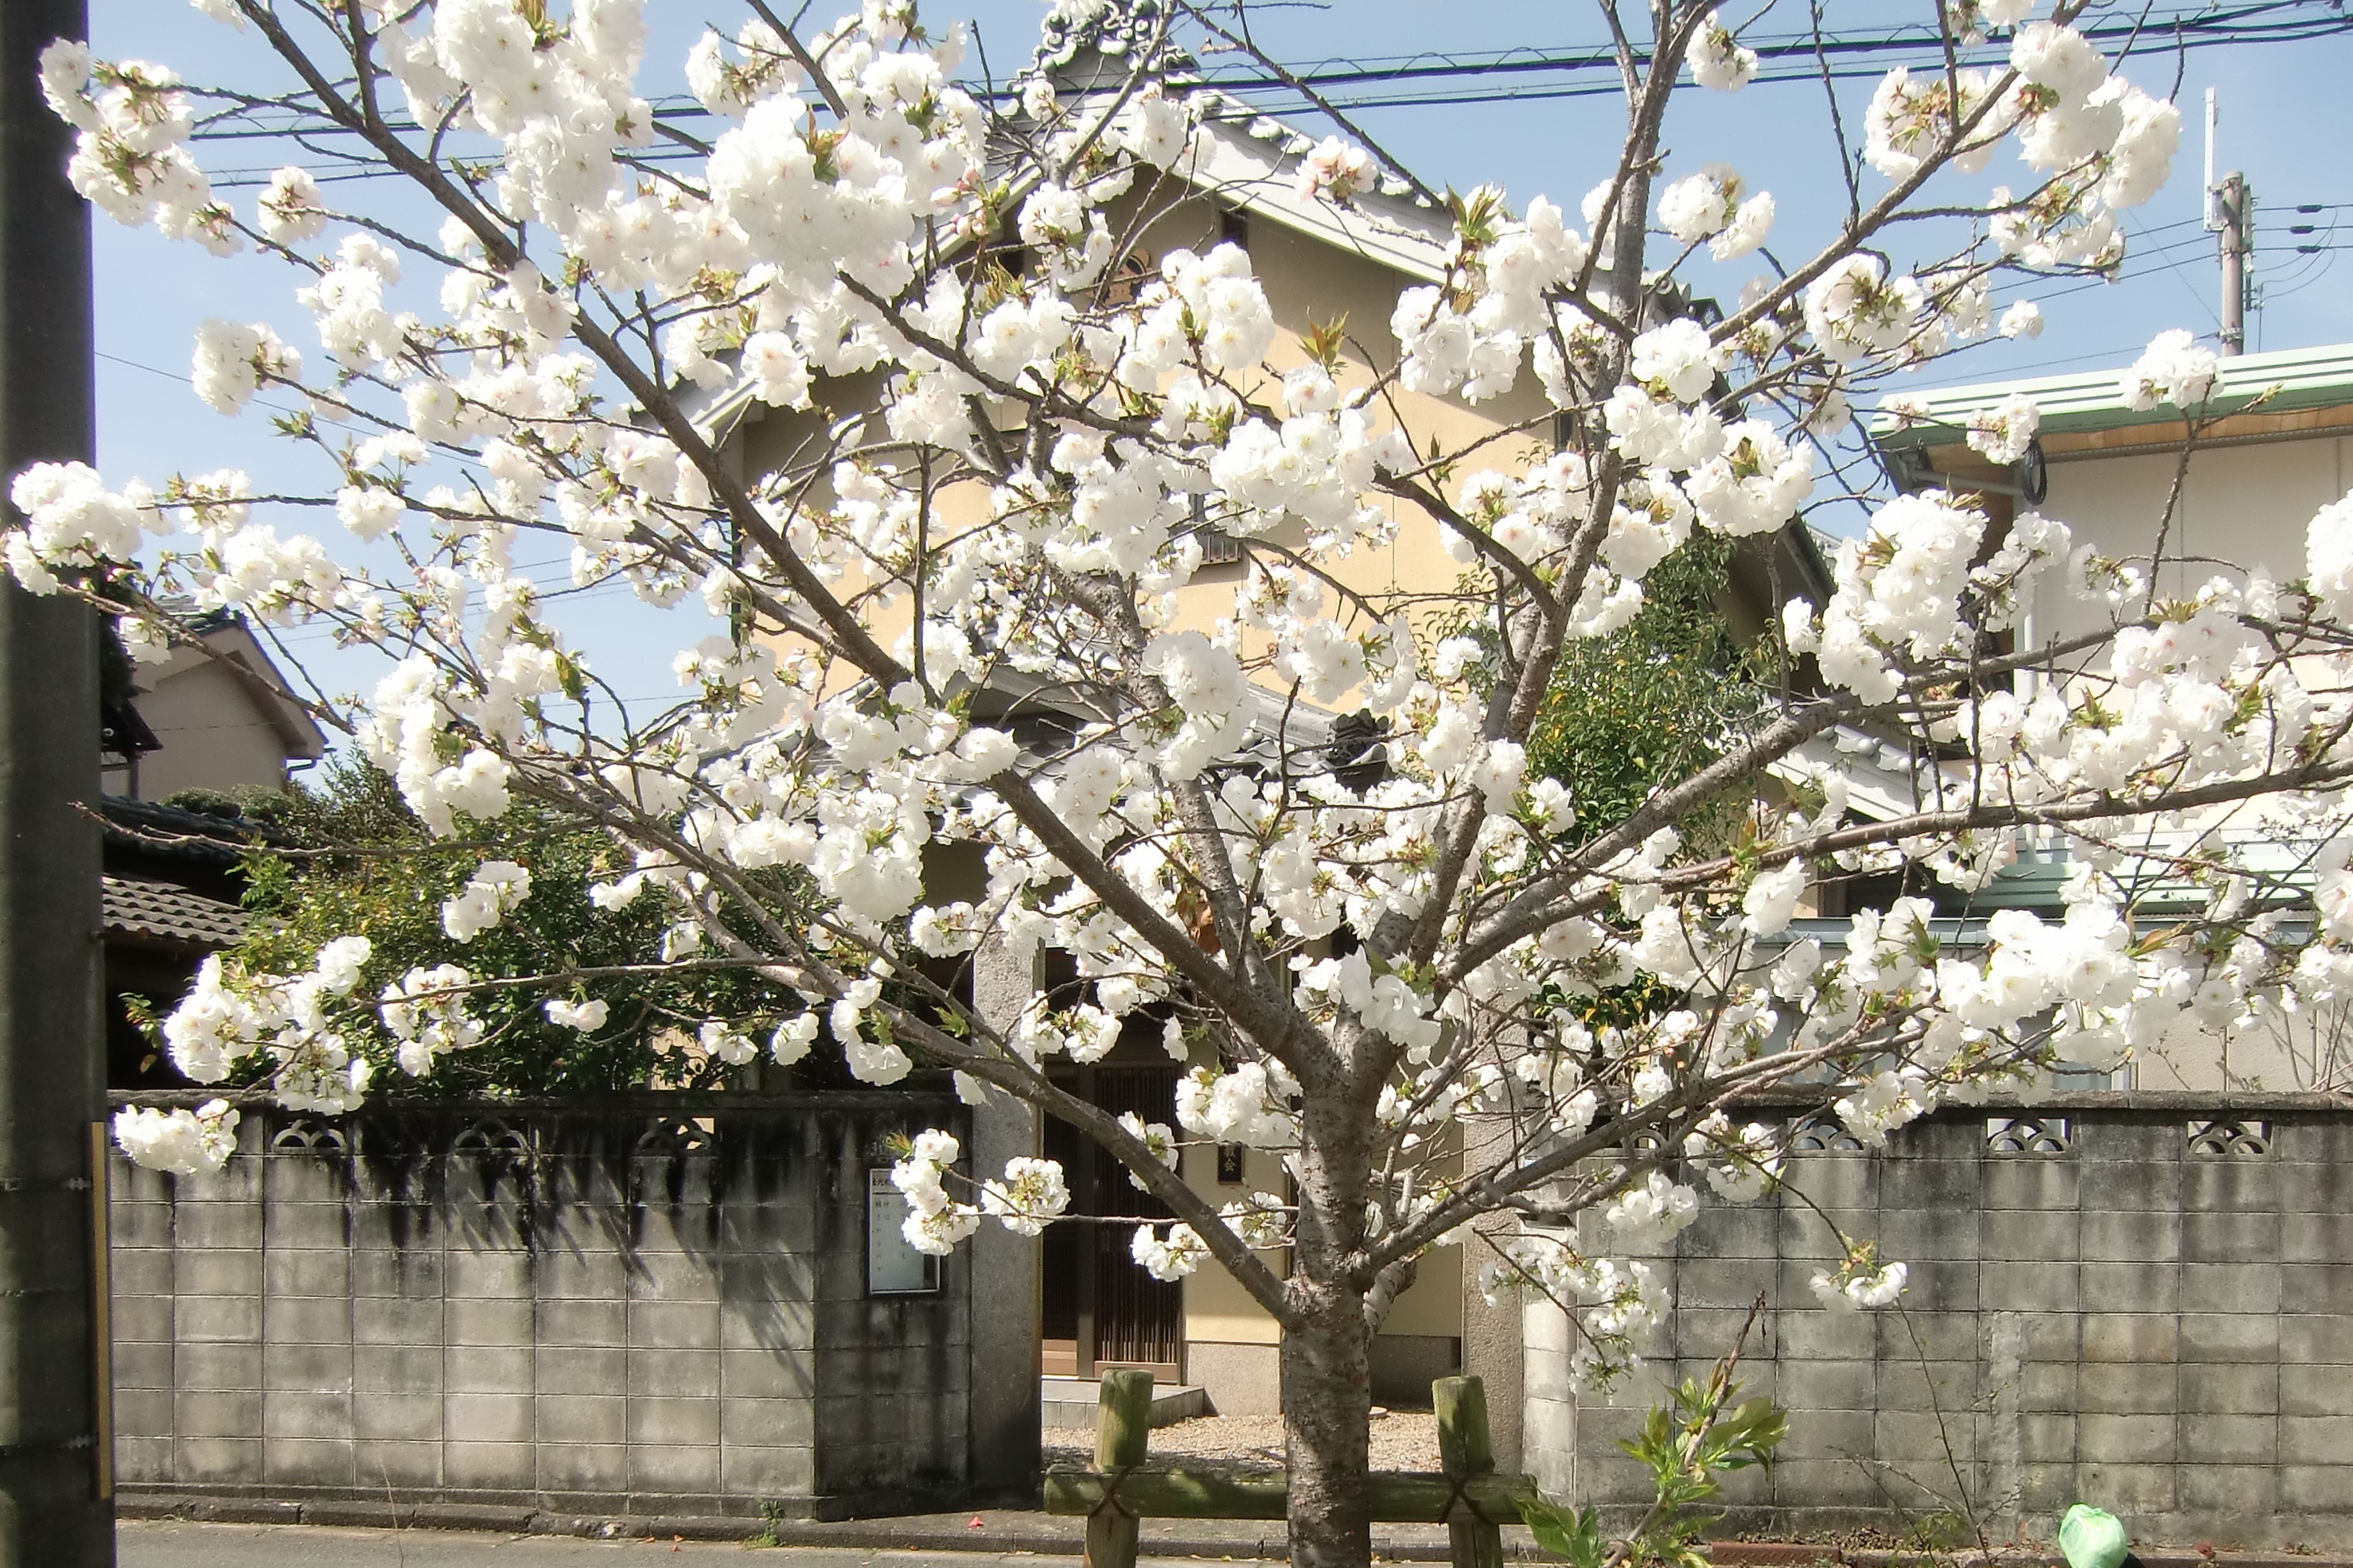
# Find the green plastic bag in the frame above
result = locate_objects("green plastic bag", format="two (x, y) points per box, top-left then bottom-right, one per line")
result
(2059, 1504), (2129, 1568)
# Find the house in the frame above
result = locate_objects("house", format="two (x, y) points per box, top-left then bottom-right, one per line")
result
(105, 609), (327, 802)
(92, 609), (314, 1086)
(1867, 339), (2353, 1091)
(99, 796), (259, 1087)
(704, 4), (1830, 1438)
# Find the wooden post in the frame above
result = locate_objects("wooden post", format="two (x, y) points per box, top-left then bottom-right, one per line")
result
(1087, 1368), (1154, 1568)
(1434, 1375), (1505, 1568)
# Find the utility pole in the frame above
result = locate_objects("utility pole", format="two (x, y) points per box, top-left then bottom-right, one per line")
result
(0, 0), (114, 1562)
(2203, 91), (2254, 357)
(2217, 172), (2250, 356)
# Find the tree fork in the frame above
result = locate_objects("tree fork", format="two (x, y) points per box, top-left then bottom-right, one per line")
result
(0, 0), (111, 1562)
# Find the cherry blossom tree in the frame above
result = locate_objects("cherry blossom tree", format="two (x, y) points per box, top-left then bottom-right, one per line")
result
(23, 1), (2353, 1562)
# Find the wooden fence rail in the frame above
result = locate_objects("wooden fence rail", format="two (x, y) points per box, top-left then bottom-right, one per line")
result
(1042, 1369), (1533, 1568)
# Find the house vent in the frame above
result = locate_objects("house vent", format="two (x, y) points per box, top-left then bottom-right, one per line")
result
(1198, 528), (1245, 566)
(1190, 493), (1245, 565)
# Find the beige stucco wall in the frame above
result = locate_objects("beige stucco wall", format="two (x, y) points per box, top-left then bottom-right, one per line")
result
(2028, 431), (2353, 642)
(2016, 425), (2353, 1090)
(1174, 1129), (1465, 1414)
(734, 188), (1552, 682)
(132, 656), (303, 800)
(1139, 197), (1552, 652)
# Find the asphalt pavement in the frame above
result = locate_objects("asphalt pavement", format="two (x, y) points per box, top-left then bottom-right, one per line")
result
(117, 1521), (1128, 1567)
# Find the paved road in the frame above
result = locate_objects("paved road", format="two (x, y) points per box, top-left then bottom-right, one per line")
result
(119, 1521), (1133, 1568)
(117, 1520), (1288, 1568)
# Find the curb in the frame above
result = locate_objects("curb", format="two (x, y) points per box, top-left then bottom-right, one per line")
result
(117, 1496), (1487, 1560)
(1709, 1553), (2344, 1568)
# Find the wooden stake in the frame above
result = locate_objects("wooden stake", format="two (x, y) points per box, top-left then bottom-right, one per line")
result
(1086, 1368), (1154, 1568)
(1434, 1376), (1505, 1568)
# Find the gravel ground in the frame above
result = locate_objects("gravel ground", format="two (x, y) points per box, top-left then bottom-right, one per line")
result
(1046, 1409), (1443, 1473)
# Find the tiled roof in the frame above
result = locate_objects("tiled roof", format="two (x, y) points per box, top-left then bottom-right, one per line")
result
(101, 795), (277, 867)
(103, 875), (249, 949)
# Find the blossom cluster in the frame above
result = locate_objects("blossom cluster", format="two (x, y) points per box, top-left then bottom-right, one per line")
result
(891, 1133), (1077, 1252)
(113, 1099), (240, 1179)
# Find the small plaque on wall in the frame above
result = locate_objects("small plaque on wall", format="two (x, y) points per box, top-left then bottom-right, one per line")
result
(867, 1168), (941, 1295)
(1216, 1144), (1246, 1185)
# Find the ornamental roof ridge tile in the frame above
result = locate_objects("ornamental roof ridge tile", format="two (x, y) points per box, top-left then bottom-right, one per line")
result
(102, 794), (285, 858)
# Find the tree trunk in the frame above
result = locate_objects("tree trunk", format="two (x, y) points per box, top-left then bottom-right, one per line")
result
(1282, 1282), (1373, 1568)
(1284, 1023), (1381, 1567)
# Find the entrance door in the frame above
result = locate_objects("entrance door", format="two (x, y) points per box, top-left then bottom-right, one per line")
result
(1041, 1054), (1185, 1380)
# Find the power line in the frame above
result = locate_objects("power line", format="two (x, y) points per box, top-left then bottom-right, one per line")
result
(1157, 0), (2353, 112)
(1192, 0), (2347, 88)
(188, 0), (2353, 148)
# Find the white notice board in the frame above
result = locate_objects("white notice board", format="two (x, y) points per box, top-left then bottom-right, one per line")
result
(866, 1167), (940, 1294)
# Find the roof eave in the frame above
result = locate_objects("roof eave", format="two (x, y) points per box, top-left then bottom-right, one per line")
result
(1868, 339), (2353, 452)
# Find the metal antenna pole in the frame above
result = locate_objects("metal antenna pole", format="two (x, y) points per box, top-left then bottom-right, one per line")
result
(0, 0), (114, 1561)
(2202, 88), (2219, 230)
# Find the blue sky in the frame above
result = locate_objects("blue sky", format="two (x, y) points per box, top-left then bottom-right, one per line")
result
(84, 2), (2353, 720)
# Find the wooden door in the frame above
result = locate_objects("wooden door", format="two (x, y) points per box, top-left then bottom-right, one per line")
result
(1040, 1054), (1185, 1380)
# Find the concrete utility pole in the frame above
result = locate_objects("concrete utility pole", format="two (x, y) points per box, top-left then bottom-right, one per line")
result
(0, 0), (115, 1562)
(2205, 91), (2253, 358)
(2216, 171), (2250, 357)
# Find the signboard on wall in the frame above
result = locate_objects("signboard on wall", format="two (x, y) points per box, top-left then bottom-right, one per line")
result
(866, 1167), (941, 1295)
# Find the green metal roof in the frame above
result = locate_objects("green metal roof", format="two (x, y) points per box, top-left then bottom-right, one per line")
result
(1868, 339), (2353, 449)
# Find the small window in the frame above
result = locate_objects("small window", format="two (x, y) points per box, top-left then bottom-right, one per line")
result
(867, 1167), (942, 1294)
(1190, 492), (1245, 566)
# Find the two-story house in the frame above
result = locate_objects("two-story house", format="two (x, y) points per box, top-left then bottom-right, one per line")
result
(1868, 339), (2353, 1091)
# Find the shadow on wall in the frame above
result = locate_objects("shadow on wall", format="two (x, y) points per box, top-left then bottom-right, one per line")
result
(1525, 1095), (2353, 1553)
(109, 1093), (976, 1523)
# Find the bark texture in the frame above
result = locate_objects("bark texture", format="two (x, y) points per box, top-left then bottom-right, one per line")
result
(1280, 1287), (1373, 1568)
(1283, 1072), (1379, 1568)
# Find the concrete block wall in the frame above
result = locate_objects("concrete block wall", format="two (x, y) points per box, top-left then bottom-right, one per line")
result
(1525, 1099), (2353, 1549)
(108, 1094), (973, 1520)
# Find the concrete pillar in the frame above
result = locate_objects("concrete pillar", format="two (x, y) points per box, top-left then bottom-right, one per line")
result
(1459, 1213), (1525, 1475)
(1458, 1103), (1526, 1473)
(1521, 1294), (1576, 1500)
(964, 932), (1042, 1502)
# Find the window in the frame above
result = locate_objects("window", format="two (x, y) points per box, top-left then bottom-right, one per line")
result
(1102, 249), (1153, 307)
(1219, 208), (1250, 251)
